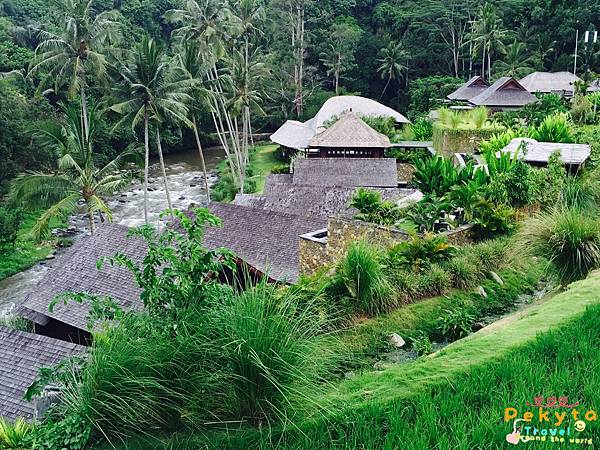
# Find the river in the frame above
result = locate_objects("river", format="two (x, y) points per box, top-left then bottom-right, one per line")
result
(0, 146), (226, 317)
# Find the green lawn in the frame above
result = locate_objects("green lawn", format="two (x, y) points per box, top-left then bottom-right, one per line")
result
(103, 270), (600, 449)
(0, 211), (65, 281)
(247, 143), (281, 193)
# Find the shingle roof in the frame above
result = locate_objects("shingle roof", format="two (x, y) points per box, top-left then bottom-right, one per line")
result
(500, 138), (591, 166)
(20, 224), (146, 331)
(0, 326), (84, 421)
(270, 95), (409, 150)
(447, 76), (490, 101)
(518, 72), (580, 94)
(309, 112), (391, 149)
(205, 202), (326, 283)
(260, 184), (418, 219)
(293, 158), (398, 188)
(469, 77), (536, 107)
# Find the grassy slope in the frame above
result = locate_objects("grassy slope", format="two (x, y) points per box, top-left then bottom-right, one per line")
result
(0, 211), (64, 281)
(247, 143), (280, 193)
(169, 271), (600, 450)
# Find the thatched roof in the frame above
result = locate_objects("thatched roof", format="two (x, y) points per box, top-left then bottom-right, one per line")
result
(519, 72), (580, 94)
(500, 138), (591, 166)
(447, 76), (490, 101)
(20, 224), (146, 332)
(309, 112), (391, 149)
(204, 202), (326, 283)
(293, 158), (398, 188)
(270, 95), (409, 149)
(0, 326), (84, 420)
(469, 77), (536, 107)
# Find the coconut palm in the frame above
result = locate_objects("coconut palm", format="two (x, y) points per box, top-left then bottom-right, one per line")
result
(469, 3), (507, 79)
(175, 41), (213, 201)
(493, 41), (535, 78)
(9, 102), (134, 239)
(377, 41), (408, 99)
(29, 0), (120, 135)
(111, 36), (193, 223)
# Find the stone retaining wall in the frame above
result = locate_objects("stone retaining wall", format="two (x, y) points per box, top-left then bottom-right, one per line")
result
(299, 217), (474, 277)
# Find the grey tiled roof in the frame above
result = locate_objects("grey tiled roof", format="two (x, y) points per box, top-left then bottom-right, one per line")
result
(0, 326), (84, 421)
(447, 76), (490, 101)
(500, 138), (591, 165)
(205, 202), (326, 283)
(469, 77), (536, 107)
(518, 71), (580, 94)
(261, 184), (417, 219)
(309, 112), (391, 149)
(20, 224), (146, 331)
(293, 158), (398, 188)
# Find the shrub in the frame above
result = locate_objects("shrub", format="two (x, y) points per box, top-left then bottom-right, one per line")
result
(215, 281), (335, 422)
(30, 412), (91, 450)
(405, 196), (453, 232)
(410, 118), (433, 141)
(417, 264), (451, 297)
(463, 238), (509, 272)
(270, 164), (290, 174)
(334, 241), (394, 316)
(471, 200), (518, 238)
(529, 112), (574, 143)
(412, 156), (461, 196)
(437, 307), (476, 341)
(0, 417), (32, 449)
(559, 175), (599, 211)
(445, 256), (479, 289)
(570, 95), (596, 125)
(349, 188), (402, 226)
(410, 332), (433, 356)
(0, 206), (23, 248)
(517, 207), (600, 286)
(386, 234), (456, 273)
(478, 129), (524, 154)
(467, 106), (489, 129)
(389, 269), (420, 303)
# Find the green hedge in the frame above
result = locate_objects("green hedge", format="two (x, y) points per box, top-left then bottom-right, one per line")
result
(432, 123), (503, 156)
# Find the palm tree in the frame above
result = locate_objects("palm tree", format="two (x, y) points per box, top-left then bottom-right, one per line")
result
(469, 3), (507, 79)
(493, 40), (535, 78)
(377, 41), (408, 99)
(175, 41), (213, 201)
(9, 102), (134, 239)
(111, 36), (193, 223)
(29, 0), (119, 135)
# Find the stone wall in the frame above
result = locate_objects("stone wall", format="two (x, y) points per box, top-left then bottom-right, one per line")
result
(298, 217), (475, 277)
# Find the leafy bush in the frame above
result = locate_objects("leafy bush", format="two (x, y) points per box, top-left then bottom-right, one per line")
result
(417, 264), (451, 297)
(334, 241), (393, 316)
(517, 207), (600, 286)
(437, 307), (476, 341)
(30, 412), (91, 450)
(0, 417), (32, 449)
(478, 129), (524, 154)
(0, 206), (23, 248)
(413, 156), (461, 196)
(270, 164), (290, 174)
(405, 195), (454, 232)
(471, 200), (518, 238)
(360, 115), (397, 138)
(445, 255), (479, 289)
(350, 188), (402, 226)
(530, 151), (566, 206)
(410, 332), (433, 356)
(386, 233), (455, 273)
(571, 95), (596, 125)
(529, 112), (574, 143)
(410, 118), (433, 141)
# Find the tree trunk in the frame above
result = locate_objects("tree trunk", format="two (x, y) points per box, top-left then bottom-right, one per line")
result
(192, 115), (211, 203)
(87, 208), (95, 235)
(381, 75), (391, 99)
(81, 85), (89, 140)
(155, 127), (173, 219)
(143, 107), (149, 224)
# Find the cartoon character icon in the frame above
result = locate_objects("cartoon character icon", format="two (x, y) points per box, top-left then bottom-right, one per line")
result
(574, 420), (586, 432)
(506, 419), (524, 445)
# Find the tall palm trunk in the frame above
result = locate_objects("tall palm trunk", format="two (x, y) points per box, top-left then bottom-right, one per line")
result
(155, 127), (174, 219)
(381, 74), (392, 99)
(81, 84), (89, 138)
(143, 106), (149, 224)
(192, 115), (211, 202)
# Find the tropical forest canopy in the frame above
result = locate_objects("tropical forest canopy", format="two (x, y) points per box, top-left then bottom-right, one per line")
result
(0, 0), (599, 190)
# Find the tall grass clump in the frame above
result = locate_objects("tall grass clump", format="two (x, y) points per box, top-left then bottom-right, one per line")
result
(467, 106), (488, 129)
(333, 241), (393, 316)
(517, 207), (600, 286)
(215, 280), (337, 424)
(529, 112), (574, 143)
(0, 417), (32, 449)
